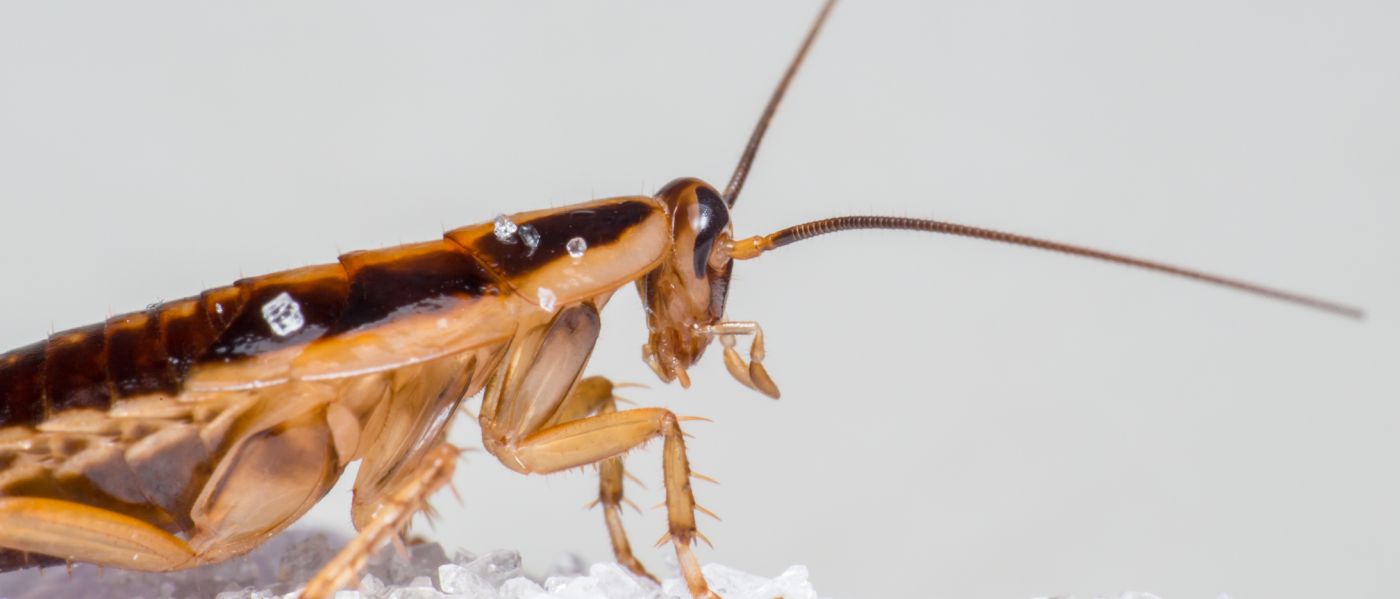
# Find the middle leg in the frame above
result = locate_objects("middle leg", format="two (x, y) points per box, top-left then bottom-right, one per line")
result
(488, 407), (717, 599)
(480, 302), (718, 597)
(548, 376), (656, 582)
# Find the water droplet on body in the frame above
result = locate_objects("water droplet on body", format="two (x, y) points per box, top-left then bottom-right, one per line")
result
(566, 236), (587, 258)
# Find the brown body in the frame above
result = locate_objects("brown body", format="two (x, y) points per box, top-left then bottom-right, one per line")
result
(0, 2), (1360, 598)
(0, 195), (671, 569)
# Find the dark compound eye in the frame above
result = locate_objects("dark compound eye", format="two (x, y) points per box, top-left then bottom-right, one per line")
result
(692, 186), (731, 278)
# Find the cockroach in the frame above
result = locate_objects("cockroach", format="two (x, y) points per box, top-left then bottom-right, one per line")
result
(0, 1), (1369, 598)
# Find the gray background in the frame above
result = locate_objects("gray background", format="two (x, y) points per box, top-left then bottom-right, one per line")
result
(1, 1), (1396, 598)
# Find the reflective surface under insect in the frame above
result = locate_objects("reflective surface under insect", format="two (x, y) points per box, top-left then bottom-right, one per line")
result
(0, 2), (1395, 598)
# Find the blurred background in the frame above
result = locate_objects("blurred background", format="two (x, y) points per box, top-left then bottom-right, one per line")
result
(0, 1), (1396, 597)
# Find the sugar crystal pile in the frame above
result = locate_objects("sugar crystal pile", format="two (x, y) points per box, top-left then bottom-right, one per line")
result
(0, 530), (827, 599)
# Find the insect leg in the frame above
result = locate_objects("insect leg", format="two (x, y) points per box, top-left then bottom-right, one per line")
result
(480, 303), (713, 595)
(546, 376), (658, 582)
(706, 321), (780, 398)
(491, 408), (717, 599)
(300, 443), (461, 599)
(597, 450), (656, 582)
(0, 497), (196, 571)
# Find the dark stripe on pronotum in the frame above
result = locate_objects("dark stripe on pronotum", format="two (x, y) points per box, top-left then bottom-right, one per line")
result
(465, 200), (655, 278)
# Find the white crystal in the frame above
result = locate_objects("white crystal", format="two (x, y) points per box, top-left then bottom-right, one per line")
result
(385, 543), (450, 585)
(277, 533), (333, 583)
(438, 564), (487, 595)
(497, 577), (547, 599)
(698, 563), (765, 598)
(451, 549), (478, 567)
(589, 563), (651, 598)
(384, 586), (439, 599)
(493, 214), (518, 242)
(261, 292), (305, 337)
(743, 564), (818, 599)
(462, 550), (523, 586)
(519, 224), (541, 253)
(540, 563), (662, 599)
(0, 529), (842, 599)
(358, 573), (387, 596)
(537, 288), (557, 312)
(215, 591), (278, 599)
(566, 237), (587, 258)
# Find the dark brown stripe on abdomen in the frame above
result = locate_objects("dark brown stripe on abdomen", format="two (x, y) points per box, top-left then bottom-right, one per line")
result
(1, 237), (505, 422)
(201, 264), (350, 362)
(106, 311), (180, 398)
(200, 285), (246, 333)
(333, 240), (501, 334)
(158, 295), (226, 378)
(43, 323), (112, 415)
(0, 343), (47, 427)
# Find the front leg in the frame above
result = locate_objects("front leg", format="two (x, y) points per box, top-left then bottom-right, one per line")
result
(701, 320), (780, 399)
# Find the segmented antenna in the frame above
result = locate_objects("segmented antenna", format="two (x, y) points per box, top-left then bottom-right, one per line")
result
(727, 216), (1363, 319)
(723, 0), (838, 208)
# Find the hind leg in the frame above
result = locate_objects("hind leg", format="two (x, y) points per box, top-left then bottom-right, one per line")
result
(0, 497), (196, 571)
(300, 443), (461, 599)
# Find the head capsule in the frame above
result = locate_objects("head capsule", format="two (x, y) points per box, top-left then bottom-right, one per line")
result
(638, 178), (734, 386)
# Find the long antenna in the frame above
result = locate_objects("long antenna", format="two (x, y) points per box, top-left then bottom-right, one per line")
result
(727, 216), (1364, 319)
(723, 0), (838, 208)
